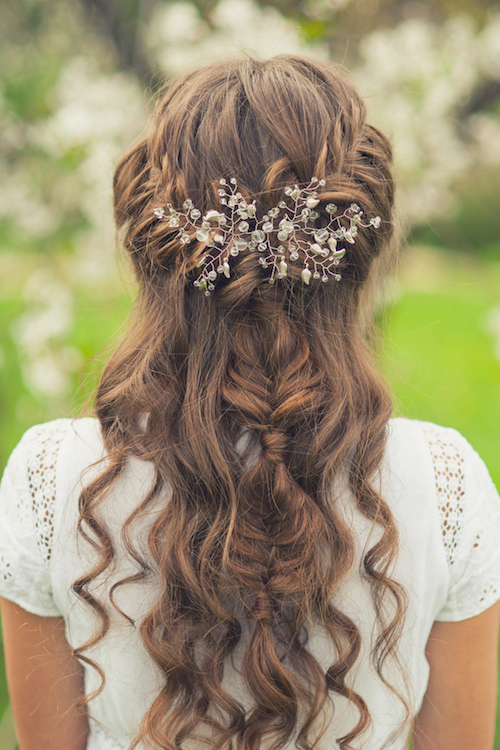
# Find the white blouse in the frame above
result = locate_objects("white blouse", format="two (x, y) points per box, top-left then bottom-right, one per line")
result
(0, 416), (499, 749)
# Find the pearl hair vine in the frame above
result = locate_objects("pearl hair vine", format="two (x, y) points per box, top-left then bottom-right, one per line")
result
(152, 177), (381, 296)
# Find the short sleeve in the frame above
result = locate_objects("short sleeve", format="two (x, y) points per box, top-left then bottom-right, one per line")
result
(422, 423), (500, 622)
(0, 420), (70, 617)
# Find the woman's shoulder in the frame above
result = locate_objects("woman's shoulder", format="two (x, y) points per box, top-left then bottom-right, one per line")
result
(2, 417), (104, 500)
(10, 415), (100, 450)
(386, 416), (489, 482)
(389, 415), (469, 446)
(386, 416), (496, 516)
(387, 417), (500, 621)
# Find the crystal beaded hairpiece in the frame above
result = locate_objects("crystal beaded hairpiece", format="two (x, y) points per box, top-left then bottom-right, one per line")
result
(153, 177), (381, 296)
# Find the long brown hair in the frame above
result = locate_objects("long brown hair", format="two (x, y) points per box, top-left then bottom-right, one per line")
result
(74, 55), (407, 750)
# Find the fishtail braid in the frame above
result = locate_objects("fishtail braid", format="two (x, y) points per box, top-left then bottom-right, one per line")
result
(218, 278), (373, 748)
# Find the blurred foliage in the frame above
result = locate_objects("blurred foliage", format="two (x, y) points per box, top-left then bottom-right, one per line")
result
(384, 247), (500, 487)
(412, 166), (500, 256)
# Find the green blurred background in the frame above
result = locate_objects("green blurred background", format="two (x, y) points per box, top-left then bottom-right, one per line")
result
(0, 0), (500, 746)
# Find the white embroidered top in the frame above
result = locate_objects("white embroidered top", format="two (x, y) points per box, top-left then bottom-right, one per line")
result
(0, 416), (499, 750)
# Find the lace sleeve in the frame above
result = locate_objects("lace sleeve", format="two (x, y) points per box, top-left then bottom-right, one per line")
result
(0, 420), (70, 616)
(422, 423), (500, 622)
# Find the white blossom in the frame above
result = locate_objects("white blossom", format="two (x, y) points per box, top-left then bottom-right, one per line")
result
(356, 14), (500, 223)
(35, 57), (144, 154)
(0, 171), (58, 236)
(23, 349), (82, 399)
(468, 113), (500, 165)
(477, 13), (500, 79)
(32, 57), (145, 281)
(11, 268), (81, 399)
(148, 0), (326, 75)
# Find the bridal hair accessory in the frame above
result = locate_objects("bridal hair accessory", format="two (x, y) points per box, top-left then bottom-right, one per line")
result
(152, 177), (381, 296)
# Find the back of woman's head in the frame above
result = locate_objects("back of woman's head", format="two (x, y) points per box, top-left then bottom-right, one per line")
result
(114, 55), (394, 302)
(76, 56), (407, 750)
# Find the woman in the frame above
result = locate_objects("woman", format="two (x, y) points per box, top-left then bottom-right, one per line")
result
(0, 55), (499, 750)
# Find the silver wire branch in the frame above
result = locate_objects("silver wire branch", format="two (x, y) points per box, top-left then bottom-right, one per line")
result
(153, 177), (381, 296)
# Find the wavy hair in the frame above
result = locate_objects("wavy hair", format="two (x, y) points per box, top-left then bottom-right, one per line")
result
(74, 55), (407, 750)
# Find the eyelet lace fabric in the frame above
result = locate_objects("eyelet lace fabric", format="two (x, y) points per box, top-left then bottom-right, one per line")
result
(422, 423), (466, 569)
(26, 421), (67, 565)
(422, 422), (500, 620)
(0, 420), (69, 615)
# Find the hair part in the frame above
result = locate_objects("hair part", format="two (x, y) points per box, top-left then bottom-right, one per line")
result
(74, 54), (408, 750)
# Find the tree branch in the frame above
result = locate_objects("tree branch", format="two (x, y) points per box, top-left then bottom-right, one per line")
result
(76, 0), (159, 85)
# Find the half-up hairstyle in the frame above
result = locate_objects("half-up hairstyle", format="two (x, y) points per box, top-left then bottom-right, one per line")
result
(74, 55), (407, 750)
